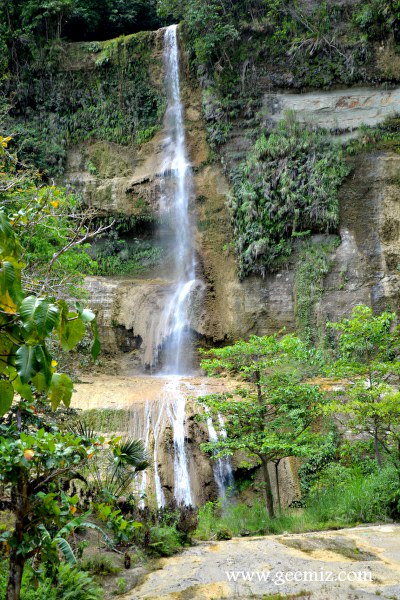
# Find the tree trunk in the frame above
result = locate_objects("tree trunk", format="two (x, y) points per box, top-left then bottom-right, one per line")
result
(374, 426), (382, 467)
(6, 548), (25, 600)
(274, 461), (281, 512)
(261, 458), (275, 518)
(7, 477), (28, 600)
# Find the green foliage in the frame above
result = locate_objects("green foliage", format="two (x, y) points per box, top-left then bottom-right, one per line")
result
(352, 0), (400, 41)
(5, 32), (164, 175)
(92, 235), (162, 277)
(79, 409), (127, 433)
(148, 525), (182, 556)
(81, 435), (148, 501)
(195, 463), (400, 541)
(52, 563), (103, 600)
(0, 208), (106, 599)
(298, 428), (339, 496)
(229, 117), (350, 278)
(96, 503), (143, 546)
(294, 238), (339, 341)
(1, 0), (163, 49)
(79, 554), (120, 576)
(0, 211), (99, 414)
(0, 137), (99, 298)
(0, 560), (104, 600)
(306, 464), (400, 523)
(345, 114), (400, 156)
(199, 334), (326, 516)
(327, 305), (400, 470)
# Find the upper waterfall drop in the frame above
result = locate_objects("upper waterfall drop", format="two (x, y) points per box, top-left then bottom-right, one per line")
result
(147, 24), (201, 375)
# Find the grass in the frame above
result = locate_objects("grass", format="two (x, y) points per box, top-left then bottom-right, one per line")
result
(195, 500), (344, 541)
(79, 409), (129, 433)
(79, 554), (121, 576)
(195, 466), (399, 541)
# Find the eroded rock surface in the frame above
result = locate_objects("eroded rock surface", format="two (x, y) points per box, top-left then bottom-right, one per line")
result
(120, 525), (400, 599)
(264, 87), (400, 131)
(72, 375), (300, 509)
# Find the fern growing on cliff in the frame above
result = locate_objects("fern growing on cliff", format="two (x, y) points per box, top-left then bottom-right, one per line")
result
(229, 116), (350, 278)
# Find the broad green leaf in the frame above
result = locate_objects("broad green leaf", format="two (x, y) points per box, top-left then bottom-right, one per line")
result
(0, 211), (21, 258)
(0, 334), (14, 374)
(34, 301), (59, 337)
(19, 296), (42, 334)
(91, 320), (100, 360)
(34, 345), (52, 387)
(55, 538), (76, 564)
(0, 261), (15, 294)
(19, 296), (59, 338)
(16, 345), (37, 384)
(1, 257), (22, 305)
(59, 317), (85, 352)
(31, 371), (47, 392)
(12, 376), (33, 401)
(0, 380), (13, 416)
(49, 373), (74, 410)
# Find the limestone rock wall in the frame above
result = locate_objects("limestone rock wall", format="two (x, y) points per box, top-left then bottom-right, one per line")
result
(75, 83), (400, 356)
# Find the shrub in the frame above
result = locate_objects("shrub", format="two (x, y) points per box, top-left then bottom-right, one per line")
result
(216, 527), (232, 540)
(55, 564), (103, 600)
(148, 525), (182, 557)
(79, 554), (120, 576)
(0, 562), (102, 600)
(306, 465), (400, 524)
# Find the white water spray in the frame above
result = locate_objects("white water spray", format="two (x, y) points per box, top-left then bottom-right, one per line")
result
(205, 409), (234, 498)
(148, 24), (199, 374)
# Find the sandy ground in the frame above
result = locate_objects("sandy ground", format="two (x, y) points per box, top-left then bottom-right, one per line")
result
(120, 525), (400, 600)
(71, 374), (234, 411)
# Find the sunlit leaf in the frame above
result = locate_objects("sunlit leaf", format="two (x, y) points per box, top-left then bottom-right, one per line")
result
(0, 380), (14, 416)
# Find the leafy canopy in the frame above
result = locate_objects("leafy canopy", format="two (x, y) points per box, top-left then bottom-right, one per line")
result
(327, 305), (400, 469)
(199, 334), (327, 514)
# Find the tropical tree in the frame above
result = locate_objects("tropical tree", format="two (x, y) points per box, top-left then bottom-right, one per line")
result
(71, 421), (148, 500)
(198, 335), (326, 517)
(327, 305), (400, 471)
(0, 133), (112, 299)
(0, 207), (103, 600)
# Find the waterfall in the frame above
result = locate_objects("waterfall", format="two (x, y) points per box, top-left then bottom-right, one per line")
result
(135, 26), (197, 506)
(205, 409), (234, 498)
(138, 402), (151, 508)
(148, 24), (199, 375)
(166, 377), (193, 505)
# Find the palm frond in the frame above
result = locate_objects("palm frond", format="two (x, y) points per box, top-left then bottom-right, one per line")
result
(66, 419), (97, 440)
(113, 438), (148, 468)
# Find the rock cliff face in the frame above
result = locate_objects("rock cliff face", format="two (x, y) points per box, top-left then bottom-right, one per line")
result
(66, 80), (400, 357)
(61, 25), (400, 508)
(72, 374), (300, 508)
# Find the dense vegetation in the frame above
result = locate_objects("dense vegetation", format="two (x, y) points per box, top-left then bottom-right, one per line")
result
(158, 0), (400, 278)
(197, 305), (400, 539)
(1, 0), (163, 47)
(2, 32), (164, 177)
(1, 2), (400, 598)
(230, 117), (349, 277)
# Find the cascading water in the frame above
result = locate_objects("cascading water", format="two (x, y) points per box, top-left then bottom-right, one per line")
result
(166, 378), (193, 505)
(148, 23), (199, 374)
(136, 25), (196, 506)
(158, 24), (195, 504)
(128, 26), (233, 507)
(205, 408), (234, 498)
